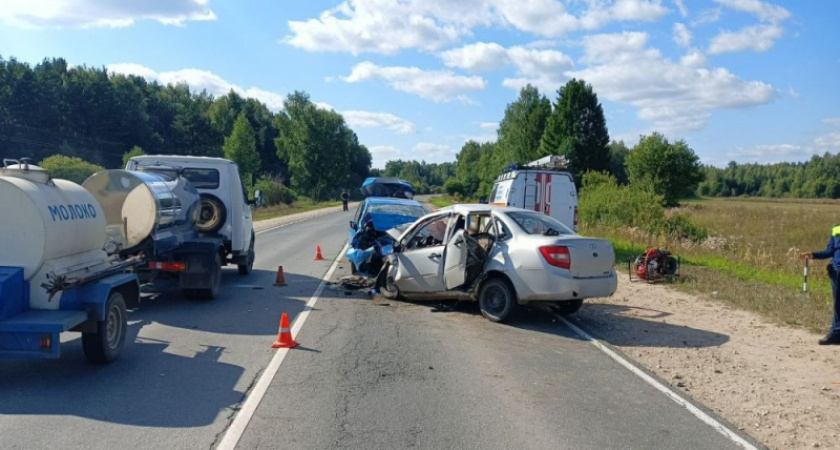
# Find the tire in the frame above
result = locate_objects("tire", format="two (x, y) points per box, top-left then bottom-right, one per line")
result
(478, 278), (516, 323)
(195, 194), (227, 234)
(238, 235), (255, 276)
(185, 252), (222, 300)
(82, 291), (128, 363)
(377, 262), (401, 300)
(553, 299), (583, 316)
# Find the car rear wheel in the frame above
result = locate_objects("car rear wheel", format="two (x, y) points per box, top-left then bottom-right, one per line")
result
(238, 235), (255, 276)
(479, 278), (516, 323)
(82, 291), (127, 363)
(553, 299), (583, 316)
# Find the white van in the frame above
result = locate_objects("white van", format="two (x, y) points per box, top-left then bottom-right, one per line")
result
(489, 155), (578, 231)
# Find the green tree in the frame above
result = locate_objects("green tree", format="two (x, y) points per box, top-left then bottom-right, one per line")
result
(122, 146), (145, 167)
(608, 140), (630, 184)
(39, 154), (104, 184)
(625, 133), (703, 207)
(224, 112), (260, 186)
(497, 84), (551, 167)
(539, 79), (610, 183)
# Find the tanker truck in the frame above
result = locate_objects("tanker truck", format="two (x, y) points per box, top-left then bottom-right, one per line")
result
(0, 159), (139, 362)
(83, 155), (257, 300)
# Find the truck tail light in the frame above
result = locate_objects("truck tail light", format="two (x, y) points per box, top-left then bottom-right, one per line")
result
(40, 334), (52, 350)
(574, 206), (579, 228)
(540, 245), (571, 270)
(149, 261), (188, 272)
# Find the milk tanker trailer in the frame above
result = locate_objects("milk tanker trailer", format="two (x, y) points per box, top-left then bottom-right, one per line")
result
(0, 159), (139, 362)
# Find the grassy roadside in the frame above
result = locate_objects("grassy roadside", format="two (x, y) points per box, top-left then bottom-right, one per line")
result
(585, 197), (840, 333)
(428, 196), (456, 208)
(253, 199), (343, 222)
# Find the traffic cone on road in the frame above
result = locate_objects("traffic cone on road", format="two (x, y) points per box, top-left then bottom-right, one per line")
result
(273, 266), (287, 286)
(272, 312), (299, 349)
(314, 245), (324, 261)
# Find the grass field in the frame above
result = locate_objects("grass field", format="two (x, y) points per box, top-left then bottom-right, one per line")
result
(428, 196), (456, 208)
(583, 197), (840, 332)
(253, 199), (343, 222)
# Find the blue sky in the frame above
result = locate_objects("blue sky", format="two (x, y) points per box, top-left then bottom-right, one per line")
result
(0, 0), (837, 168)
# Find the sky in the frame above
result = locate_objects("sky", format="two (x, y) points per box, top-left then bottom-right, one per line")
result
(0, 0), (837, 169)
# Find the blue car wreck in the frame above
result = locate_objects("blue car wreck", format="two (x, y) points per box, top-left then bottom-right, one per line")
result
(347, 197), (427, 276)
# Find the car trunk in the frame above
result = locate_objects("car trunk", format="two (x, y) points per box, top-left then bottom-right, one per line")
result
(559, 237), (614, 279)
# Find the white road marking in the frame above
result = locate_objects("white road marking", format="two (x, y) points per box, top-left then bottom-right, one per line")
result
(216, 242), (350, 450)
(553, 314), (760, 450)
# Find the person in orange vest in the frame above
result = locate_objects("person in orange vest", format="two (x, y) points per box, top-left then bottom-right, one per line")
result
(801, 225), (840, 345)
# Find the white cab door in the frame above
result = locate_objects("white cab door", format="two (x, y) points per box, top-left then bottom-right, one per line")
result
(443, 229), (468, 290)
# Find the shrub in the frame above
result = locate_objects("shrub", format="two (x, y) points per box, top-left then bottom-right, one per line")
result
(443, 179), (466, 197)
(39, 155), (104, 184)
(662, 213), (708, 242)
(254, 175), (297, 206)
(122, 146), (145, 167)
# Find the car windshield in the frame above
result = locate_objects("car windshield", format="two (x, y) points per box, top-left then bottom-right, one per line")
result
(505, 211), (575, 236)
(367, 203), (426, 217)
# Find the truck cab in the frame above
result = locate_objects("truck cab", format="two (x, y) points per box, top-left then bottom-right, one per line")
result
(125, 156), (256, 275)
(489, 155), (578, 231)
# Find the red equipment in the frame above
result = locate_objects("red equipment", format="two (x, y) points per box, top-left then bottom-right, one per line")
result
(629, 247), (680, 283)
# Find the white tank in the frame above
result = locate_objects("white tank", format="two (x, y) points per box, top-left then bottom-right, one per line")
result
(0, 165), (107, 282)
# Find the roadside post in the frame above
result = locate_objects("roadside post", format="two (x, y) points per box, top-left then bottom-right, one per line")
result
(803, 258), (809, 293)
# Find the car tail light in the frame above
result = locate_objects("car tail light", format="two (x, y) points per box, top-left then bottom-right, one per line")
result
(149, 261), (188, 272)
(540, 245), (571, 270)
(574, 206), (579, 228)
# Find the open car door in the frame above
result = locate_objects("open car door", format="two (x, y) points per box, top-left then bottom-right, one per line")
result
(443, 229), (468, 290)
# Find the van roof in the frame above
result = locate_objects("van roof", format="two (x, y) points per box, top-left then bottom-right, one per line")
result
(494, 169), (572, 182)
(130, 155), (234, 164)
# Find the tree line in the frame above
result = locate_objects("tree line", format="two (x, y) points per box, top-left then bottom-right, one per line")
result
(445, 80), (704, 207)
(698, 154), (840, 199)
(0, 56), (371, 201)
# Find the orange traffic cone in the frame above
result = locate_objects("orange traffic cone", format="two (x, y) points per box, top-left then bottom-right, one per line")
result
(272, 312), (299, 349)
(273, 266), (287, 286)
(314, 245), (324, 261)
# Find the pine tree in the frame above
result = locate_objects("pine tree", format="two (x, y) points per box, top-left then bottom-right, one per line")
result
(224, 112), (260, 186)
(539, 79), (610, 183)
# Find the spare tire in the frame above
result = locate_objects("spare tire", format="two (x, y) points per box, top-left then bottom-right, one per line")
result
(196, 194), (226, 234)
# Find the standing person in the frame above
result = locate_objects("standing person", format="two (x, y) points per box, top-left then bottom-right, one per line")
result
(801, 226), (840, 345)
(341, 189), (350, 212)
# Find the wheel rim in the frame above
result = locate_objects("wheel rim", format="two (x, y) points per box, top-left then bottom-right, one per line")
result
(106, 303), (123, 350)
(483, 284), (508, 316)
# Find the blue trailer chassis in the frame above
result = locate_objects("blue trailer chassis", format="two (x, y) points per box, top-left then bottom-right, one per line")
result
(0, 266), (138, 359)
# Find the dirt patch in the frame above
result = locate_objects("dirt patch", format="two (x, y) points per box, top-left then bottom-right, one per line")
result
(575, 277), (840, 450)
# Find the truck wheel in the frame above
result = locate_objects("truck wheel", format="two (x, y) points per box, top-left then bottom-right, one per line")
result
(196, 194), (226, 234)
(185, 253), (222, 300)
(238, 235), (255, 276)
(553, 299), (583, 316)
(479, 278), (516, 323)
(82, 291), (128, 363)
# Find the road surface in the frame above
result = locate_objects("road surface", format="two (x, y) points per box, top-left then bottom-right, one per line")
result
(0, 207), (763, 450)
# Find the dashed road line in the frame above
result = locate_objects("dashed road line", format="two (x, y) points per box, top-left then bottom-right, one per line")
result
(553, 313), (761, 450)
(216, 242), (350, 450)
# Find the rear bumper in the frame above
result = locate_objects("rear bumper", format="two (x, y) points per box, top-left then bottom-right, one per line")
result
(506, 268), (617, 302)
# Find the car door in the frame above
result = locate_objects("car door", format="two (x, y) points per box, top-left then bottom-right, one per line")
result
(442, 228), (468, 290)
(394, 213), (452, 293)
(349, 201), (365, 242)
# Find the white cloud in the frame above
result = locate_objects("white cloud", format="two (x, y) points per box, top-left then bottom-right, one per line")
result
(823, 118), (840, 127)
(340, 62), (487, 103)
(708, 23), (784, 54)
(502, 46), (574, 93)
(570, 31), (776, 133)
(107, 63), (285, 111)
(815, 133), (840, 149)
(788, 86), (800, 98)
(368, 145), (410, 168)
(479, 122), (499, 130)
(680, 49), (707, 67)
(439, 42), (510, 72)
(674, 0), (688, 17)
(712, 0), (790, 23)
(673, 22), (692, 47)
(285, 0), (669, 54)
(691, 7), (722, 26)
(368, 143), (455, 168)
(342, 110), (416, 134)
(314, 102), (334, 110)
(0, 0), (215, 28)
(727, 144), (817, 163)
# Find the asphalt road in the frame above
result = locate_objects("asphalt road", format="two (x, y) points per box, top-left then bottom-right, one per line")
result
(0, 207), (761, 450)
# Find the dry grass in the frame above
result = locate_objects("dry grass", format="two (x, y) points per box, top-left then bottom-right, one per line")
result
(584, 197), (840, 332)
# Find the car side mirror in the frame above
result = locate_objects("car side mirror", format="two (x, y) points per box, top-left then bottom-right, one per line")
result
(350, 221), (357, 229)
(249, 190), (261, 206)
